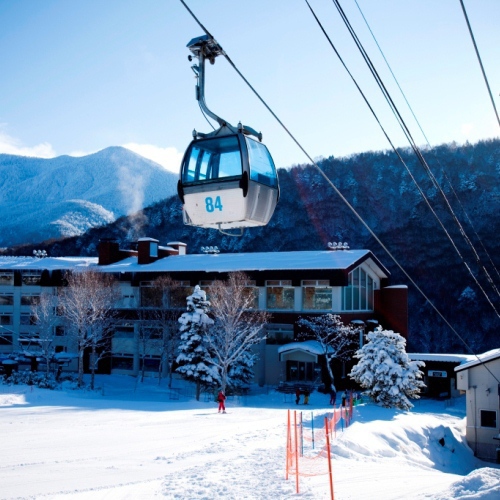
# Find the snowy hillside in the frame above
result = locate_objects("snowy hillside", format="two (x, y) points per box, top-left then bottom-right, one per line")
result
(0, 375), (499, 499)
(0, 147), (177, 246)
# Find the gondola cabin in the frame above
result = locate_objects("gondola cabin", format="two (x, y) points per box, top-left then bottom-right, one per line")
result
(178, 127), (279, 231)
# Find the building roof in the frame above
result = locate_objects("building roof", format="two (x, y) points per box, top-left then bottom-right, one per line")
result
(0, 256), (97, 270)
(0, 249), (389, 278)
(454, 348), (500, 372)
(100, 250), (389, 276)
(408, 353), (475, 363)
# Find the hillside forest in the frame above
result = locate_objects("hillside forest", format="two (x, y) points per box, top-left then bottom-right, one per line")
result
(8, 139), (500, 354)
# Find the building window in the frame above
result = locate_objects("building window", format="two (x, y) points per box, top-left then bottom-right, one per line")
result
(111, 355), (134, 370)
(0, 331), (12, 345)
(140, 356), (161, 371)
(342, 267), (374, 311)
(480, 409), (497, 428)
(0, 294), (14, 306)
(22, 271), (42, 285)
(20, 313), (37, 326)
(286, 360), (320, 382)
(266, 280), (295, 310)
(266, 324), (294, 344)
(139, 326), (162, 339)
(21, 295), (40, 306)
(0, 314), (13, 326)
(0, 272), (14, 285)
(140, 281), (191, 308)
(114, 324), (135, 339)
(54, 326), (65, 337)
(302, 280), (332, 310)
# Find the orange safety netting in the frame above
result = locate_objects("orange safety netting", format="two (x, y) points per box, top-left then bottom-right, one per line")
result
(285, 395), (355, 497)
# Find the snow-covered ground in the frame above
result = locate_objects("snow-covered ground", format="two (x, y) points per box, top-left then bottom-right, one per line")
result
(1, 375), (499, 500)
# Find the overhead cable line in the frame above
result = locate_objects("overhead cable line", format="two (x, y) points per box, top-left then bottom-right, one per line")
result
(353, 0), (500, 293)
(459, 0), (500, 130)
(326, 0), (500, 308)
(178, 0), (500, 381)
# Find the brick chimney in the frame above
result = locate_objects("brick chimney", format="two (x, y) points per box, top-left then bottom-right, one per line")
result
(137, 238), (160, 265)
(98, 238), (138, 265)
(167, 241), (187, 256)
(98, 239), (121, 265)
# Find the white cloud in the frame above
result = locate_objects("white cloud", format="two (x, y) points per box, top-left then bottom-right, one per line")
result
(122, 143), (183, 174)
(0, 129), (57, 158)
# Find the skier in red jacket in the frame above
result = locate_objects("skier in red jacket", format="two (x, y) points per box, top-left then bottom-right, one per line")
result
(218, 390), (226, 413)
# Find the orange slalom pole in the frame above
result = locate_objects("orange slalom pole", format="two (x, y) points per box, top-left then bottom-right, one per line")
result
(294, 411), (300, 494)
(324, 417), (335, 500)
(285, 410), (292, 480)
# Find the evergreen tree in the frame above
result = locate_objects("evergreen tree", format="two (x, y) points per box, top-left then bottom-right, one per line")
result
(176, 285), (216, 400)
(349, 327), (425, 410)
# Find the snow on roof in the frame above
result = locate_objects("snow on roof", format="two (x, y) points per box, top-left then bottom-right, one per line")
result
(0, 256), (98, 270)
(101, 250), (389, 276)
(408, 353), (475, 363)
(454, 348), (500, 372)
(278, 340), (332, 357)
(0, 249), (390, 277)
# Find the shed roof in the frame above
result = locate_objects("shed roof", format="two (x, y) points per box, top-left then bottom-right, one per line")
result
(454, 348), (500, 372)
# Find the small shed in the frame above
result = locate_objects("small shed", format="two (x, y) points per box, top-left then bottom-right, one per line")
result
(408, 353), (474, 399)
(455, 349), (500, 462)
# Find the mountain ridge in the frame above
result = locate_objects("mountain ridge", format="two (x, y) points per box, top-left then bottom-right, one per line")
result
(0, 146), (177, 246)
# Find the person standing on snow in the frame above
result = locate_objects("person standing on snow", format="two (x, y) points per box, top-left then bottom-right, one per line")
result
(218, 389), (226, 413)
(329, 385), (337, 406)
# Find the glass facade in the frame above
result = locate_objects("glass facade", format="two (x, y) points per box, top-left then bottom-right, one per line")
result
(342, 267), (374, 311)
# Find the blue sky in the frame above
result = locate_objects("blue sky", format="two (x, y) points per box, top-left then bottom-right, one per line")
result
(0, 0), (498, 173)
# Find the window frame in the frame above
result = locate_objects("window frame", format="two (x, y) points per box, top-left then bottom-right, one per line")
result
(266, 280), (295, 310)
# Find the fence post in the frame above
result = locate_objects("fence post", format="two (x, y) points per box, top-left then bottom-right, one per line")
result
(324, 417), (335, 500)
(286, 409), (291, 480)
(311, 411), (315, 450)
(294, 411), (300, 494)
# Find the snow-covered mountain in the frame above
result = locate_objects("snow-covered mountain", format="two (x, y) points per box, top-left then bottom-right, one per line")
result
(0, 147), (177, 246)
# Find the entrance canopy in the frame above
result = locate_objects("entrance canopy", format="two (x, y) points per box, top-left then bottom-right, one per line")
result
(278, 340), (332, 363)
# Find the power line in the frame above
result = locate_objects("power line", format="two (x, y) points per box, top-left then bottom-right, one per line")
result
(459, 0), (500, 130)
(353, 0), (500, 287)
(178, 0), (499, 383)
(325, 0), (500, 309)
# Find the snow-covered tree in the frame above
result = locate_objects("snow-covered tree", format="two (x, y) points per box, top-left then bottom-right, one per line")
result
(175, 285), (216, 400)
(206, 272), (269, 393)
(349, 327), (425, 410)
(58, 269), (120, 389)
(297, 314), (359, 388)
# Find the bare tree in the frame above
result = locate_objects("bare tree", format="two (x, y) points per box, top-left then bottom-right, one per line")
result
(297, 314), (359, 389)
(30, 291), (58, 378)
(150, 275), (183, 387)
(58, 269), (120, 389)
(206, 272), (269, 393)
(137, 276), (184, 385)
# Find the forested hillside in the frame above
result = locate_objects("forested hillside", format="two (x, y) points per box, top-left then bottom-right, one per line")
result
(9, 139), (500, 353)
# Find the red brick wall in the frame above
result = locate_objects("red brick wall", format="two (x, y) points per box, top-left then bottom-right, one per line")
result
(374, 286), (408, 339)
